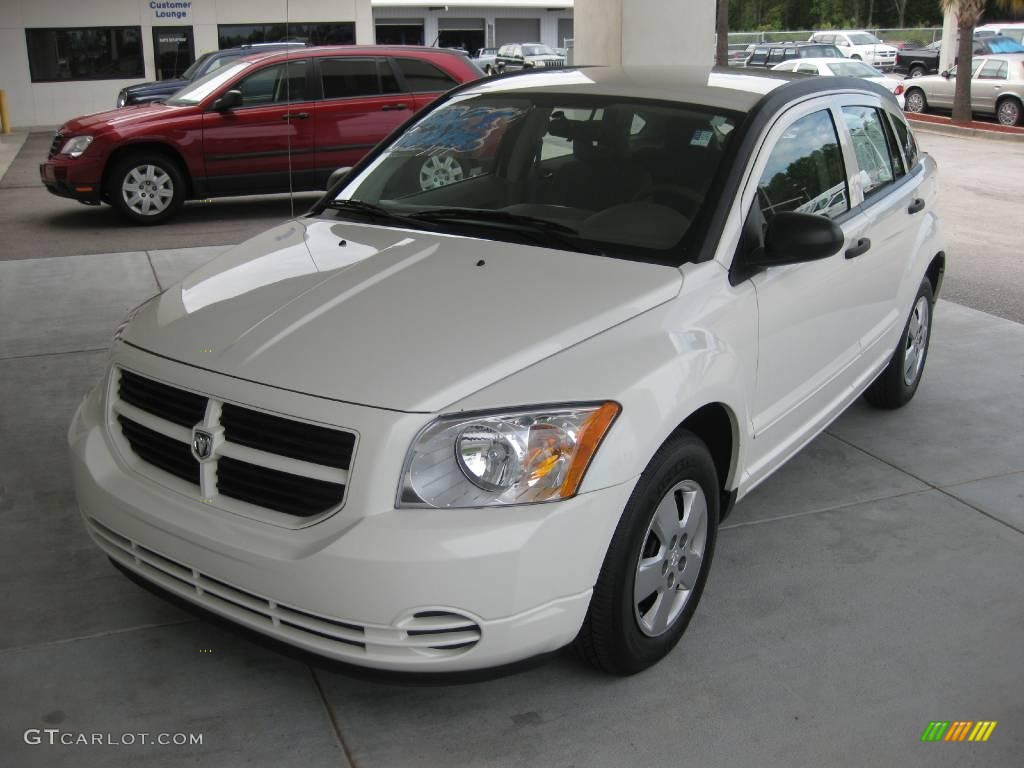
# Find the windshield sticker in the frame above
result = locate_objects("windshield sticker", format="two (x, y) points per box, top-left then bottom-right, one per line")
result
(690, 129), (713, 147)
(393, 105), (523, 155)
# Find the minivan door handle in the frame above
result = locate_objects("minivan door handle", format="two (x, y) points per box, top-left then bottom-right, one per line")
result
(380, 103), (408, 112)
(907, 197), (925, 214)
(281, 112), (309, 120)
(845, 237), (872, 259)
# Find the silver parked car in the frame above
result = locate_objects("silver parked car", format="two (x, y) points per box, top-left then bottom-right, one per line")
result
(903, 53), (1024, 125)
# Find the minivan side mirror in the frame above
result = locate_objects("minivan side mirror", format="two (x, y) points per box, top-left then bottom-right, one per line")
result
(326, 166), (352, 190)
(756, 211), (845, 266)
(213, 89), (242, 111)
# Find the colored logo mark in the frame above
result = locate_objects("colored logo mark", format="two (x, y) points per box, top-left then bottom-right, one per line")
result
(921, 721), (997, 742)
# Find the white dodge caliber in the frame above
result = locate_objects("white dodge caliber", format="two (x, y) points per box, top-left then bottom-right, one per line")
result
(69, 67), (945, 675)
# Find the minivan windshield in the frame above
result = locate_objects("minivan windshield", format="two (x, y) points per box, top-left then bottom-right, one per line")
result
(849, 33), (883, 45)
(166, 61), (252, 105)
(329, 93), (740, 263)
(181, 51), (212, 80)
(523, 45), (556, 56)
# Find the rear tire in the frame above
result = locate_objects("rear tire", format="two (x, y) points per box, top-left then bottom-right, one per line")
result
(996, 96), (1022, 127)
(904, 87), (927, 113)
(909, 64), (926, 78)
(864, 279), (934, 410)
(107, 153), (186, 225)
(575, 431), (719, 675)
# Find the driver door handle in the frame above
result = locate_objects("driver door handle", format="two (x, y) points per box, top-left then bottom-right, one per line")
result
(380, 103), (408, 112)
(281, 112), (309, 120)
(907, 198), (925, 214)
(845, 237), (872, 259)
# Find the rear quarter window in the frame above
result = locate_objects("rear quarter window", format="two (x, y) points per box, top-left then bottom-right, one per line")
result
(396, 58), (458, 92)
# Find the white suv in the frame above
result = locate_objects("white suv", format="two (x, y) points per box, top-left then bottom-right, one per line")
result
(810, 30), (899, 70)
(70, 67), (945, 676)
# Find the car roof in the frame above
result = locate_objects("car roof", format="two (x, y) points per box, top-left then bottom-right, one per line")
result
(457, 65), (894, 114)
(234, 45), (472, 65)
(812, 30), (872, 35)
(785, 57), (876, 65)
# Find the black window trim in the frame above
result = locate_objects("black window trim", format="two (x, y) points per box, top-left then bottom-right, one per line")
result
(390, 56), (459, 94)
(315, 55), (399, 101)
(25, 25), (145, 83)
(221, 58), (315, 111)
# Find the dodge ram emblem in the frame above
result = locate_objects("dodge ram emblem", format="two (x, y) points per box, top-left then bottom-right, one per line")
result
(191, 429), (213, 461)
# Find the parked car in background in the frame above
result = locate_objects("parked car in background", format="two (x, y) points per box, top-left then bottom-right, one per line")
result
(116, 42), (308, 107)
(71, 65), (945, 676)
(895, 35), (1024, 78)
(744, 41), (845, 68)
(496, 43), (566, 72)
(809, 30), (899, 71)
(42, 46), (482, 223)
(903, 53), (1024, 125)
(975, 22), (1024, 44)
(772, 58), (906, 107)
(472, 47), (499, 75)
(727, 43), (751, 66)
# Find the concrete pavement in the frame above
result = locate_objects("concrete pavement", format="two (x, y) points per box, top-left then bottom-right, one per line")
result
(0, 246), (1021, 767)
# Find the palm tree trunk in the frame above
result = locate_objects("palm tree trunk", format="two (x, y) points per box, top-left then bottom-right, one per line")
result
(716, 0), (730, 67)
(952, 18), (975, 122)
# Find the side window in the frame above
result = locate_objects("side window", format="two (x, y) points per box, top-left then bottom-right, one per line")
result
(889, 113), (919, 169)
(841, 106), (896, 198)
(768, 48), (787, 64)
(237, 60), (308, 106)
(395, 58), (458, 93)
(750, 47), (768, 65)
(797, 63), (818, 74)
(757, 109), (849, 220)
(320, 58), (387, 99)
(785, 47), (797, 58)
(979, 59), (1008, 79)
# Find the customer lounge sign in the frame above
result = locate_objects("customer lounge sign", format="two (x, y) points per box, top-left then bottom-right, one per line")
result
(149, 1), (192, 20)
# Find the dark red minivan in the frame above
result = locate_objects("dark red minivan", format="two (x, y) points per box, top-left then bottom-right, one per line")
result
(39, 46), (482, 224)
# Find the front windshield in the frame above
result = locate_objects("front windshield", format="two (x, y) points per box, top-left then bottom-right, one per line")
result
(849, 33), (883, 45)
(523, 45), (556, 56)
(166, 61), (252, 105)
(331, 93), (740, 260)
(827, 61), (882, 77)
(181, 51), (211, 80)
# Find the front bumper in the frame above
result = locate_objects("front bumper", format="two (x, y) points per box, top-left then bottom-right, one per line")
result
(40, 158), (103, 204)
(68, 353), (635, 672)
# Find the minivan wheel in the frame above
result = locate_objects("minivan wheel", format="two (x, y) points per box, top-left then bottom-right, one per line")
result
(864, 278), (934, 409)
(905, 88), (927, 113)
(107, 154), (185, 225)
(574, 430), (719, 675)
(997, 97), (1022, 126)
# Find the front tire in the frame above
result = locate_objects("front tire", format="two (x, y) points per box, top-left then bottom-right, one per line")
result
(575, 431), (719, 675)
(864, 278), (934, 409)
(904, 87), (927, 114)
(107, 154), (185, 225)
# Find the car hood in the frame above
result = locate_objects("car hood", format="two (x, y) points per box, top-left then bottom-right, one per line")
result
(123, 218), (683, 412)
(61, 102), (193, 133)
(124, 78), (188, 96)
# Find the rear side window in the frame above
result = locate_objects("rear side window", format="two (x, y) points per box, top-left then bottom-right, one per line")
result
(749, 47), (768, 65)
(320, 58), (397, 99)
(889, 113), (919, 169)
(841, 106), (897, 198)
(979, 59), (1009, 79)
(768, 48), (787, 64)
(395, 58), (458, 93)
(757, 110), (849, 220)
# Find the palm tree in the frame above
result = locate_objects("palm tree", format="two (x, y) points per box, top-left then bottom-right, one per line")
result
(942, 0), (1024, 122)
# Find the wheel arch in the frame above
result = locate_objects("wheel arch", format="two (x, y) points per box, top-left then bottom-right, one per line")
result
(925, 251), (946, 299)
(102, 141), (194, 200)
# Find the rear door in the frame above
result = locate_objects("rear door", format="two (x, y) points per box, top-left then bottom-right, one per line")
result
(313, 56), (413, 187)
(392, 56), (461, 110)
(974, 58), (1009, 113)
(202, 58), (316, 195)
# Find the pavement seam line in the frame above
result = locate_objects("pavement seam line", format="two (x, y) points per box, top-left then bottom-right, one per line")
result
(310, 666), (359, 768)
(146, 250), (163, 292)
(0, 346), (108, 362)
(0, 618), (199, 656)
(826, 431), (1024, 536)
(721, 487), (932, 530)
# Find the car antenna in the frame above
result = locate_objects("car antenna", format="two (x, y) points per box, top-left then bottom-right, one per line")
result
(285, 0), (295, 220)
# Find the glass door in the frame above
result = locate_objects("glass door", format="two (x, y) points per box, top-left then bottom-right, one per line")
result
(152, 26), (195, 80)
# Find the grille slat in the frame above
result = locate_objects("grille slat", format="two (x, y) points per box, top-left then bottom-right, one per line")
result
(217, 456), (346, 517)
(119, 370), (208, 428)
(221, 403), (355, 470)
(48, 131), (64, 158)
(118, 416), (199, 486)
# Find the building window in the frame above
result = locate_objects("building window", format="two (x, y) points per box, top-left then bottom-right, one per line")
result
(217, 23), (355, 50)
(25, 27), (144, 82)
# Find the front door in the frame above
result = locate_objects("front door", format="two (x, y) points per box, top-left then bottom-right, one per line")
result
(202, 59), (318, 195)
(313, 56), (415, 188)
(152, 26), (195, 80)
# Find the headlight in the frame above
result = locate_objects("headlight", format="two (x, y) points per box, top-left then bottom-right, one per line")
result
(60, 135), (94, 158)
(398, 401), (620, 508)
(112, 294), (158, 345)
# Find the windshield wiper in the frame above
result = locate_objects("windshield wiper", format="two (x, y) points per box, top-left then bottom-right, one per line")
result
(407, 208), (602, 254)
(326, 199), (424, 227)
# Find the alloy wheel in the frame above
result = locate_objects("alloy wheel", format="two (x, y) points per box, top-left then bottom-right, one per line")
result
(905, 91), (926, 113)
(997, 99), (1020, 126)
(633, 479), (708, 637)
(903, 295), (931, 386)
(122, 164), (174, 216)
(418, 155), (465, 190)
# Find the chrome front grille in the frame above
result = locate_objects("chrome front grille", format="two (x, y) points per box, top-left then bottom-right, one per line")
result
(110, 368), (356, 522)
(48, 131), (64, 158)
(87, 517), (482, 660)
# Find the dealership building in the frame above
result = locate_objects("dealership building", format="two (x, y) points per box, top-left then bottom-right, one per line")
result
(0, 0), (573, 129)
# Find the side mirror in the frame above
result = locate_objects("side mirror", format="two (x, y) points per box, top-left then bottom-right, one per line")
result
(213, 89), (242, 111)
(326, 166), (352, 190)
(752, 211), (845, 268)
(941, 69), (951, 78)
